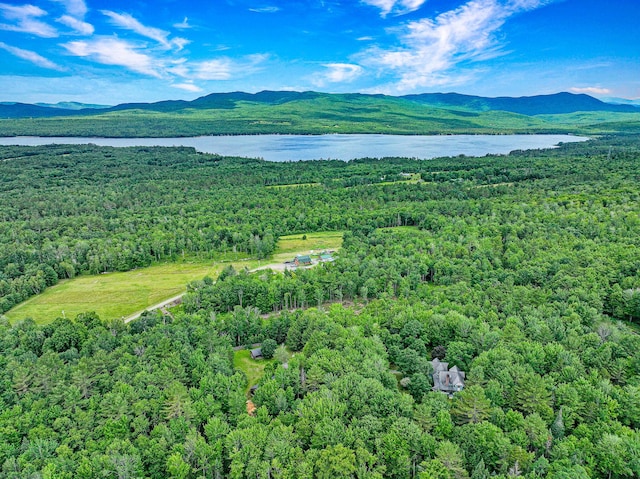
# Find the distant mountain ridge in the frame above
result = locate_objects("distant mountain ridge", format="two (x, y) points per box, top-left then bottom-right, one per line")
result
(0, 90), (638, 119)
(401, 92), (640, 115)
(34, 101), (111, 110)
(602, 97), (640, 107)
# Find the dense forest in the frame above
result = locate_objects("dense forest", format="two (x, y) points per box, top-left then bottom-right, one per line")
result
(0, 135), (639, 478)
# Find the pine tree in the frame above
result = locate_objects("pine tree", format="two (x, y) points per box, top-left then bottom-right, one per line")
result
(471, 459), (490, 479)
(550, 407), (564, 440)
(451, 385), (491, 425)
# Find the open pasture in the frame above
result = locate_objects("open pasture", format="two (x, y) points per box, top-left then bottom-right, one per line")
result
(6, 231), (343, 324)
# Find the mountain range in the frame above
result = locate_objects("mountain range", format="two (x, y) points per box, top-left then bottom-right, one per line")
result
(1, 91), (638, 119)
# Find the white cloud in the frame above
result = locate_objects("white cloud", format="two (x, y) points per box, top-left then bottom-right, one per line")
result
(47, 0), (93, 36)
(171, 82), (202, 92)
(56, 14), (93, 34)
(167, 59), (189, 77)
(174, 17), (190, 29)
(189, 54), (267, 81)
(360, 0), (550, 92)
(102, 10), (167, 45)
(51, 0), (87, 18)
(361, 0), (427, 17)
(314, 63), (364, 87)
(570, 86), (612, 96)
(172, 37), (190, 51)
(0, 3), (58, 37)
(249, 6), (280, 13)
(101, 10), (188, 50)
(193, 59), (233, 80)
(167, 55), (266, 82)
(63, 37), (162, 77)
(0, 41), (64, 70)
(0, 3), (46, 18)
(362, 0), (397, 16)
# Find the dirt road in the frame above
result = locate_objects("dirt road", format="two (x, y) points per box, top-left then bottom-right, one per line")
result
(124, 293), (186, 323)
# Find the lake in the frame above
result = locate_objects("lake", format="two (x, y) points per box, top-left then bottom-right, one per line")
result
(0, 134), (588, 162)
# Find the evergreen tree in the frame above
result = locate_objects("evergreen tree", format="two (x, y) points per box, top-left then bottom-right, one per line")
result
(451, 385), (491, 425)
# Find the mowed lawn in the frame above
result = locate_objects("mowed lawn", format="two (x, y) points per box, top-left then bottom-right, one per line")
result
(6, 231), (343, 325)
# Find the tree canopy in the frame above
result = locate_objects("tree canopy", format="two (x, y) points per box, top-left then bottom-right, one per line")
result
(0, 134), (639, 477)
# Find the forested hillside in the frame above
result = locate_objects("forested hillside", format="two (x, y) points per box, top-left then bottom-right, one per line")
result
(0, 136), (639, 478)
(2, 91), (640, 137)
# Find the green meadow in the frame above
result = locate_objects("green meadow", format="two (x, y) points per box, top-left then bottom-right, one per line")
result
(272, 231), (343, 258)
(6, 231), (343, 325)
(5, 261), (223, 324)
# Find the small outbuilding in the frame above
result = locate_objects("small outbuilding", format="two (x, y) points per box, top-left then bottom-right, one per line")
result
(250, 348), (263, 359)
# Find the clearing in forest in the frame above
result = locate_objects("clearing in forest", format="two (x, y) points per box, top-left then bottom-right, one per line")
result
(233, 346), (294, 395)
(272, 231), (343, 259)
(5, 231), (343, 325)
(265, 182), (322, 189)
(233, 349), (277, 394)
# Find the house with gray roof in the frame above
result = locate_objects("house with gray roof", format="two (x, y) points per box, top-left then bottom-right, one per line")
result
(250, 348), (263, 359)
(431, 358), (465, 395)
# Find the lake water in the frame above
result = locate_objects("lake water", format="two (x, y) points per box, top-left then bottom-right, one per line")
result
(0, 134), (588, 162)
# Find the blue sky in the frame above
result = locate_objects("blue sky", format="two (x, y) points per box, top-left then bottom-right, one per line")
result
(0, 0), (638, 104)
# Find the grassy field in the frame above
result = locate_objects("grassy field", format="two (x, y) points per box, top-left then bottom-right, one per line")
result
(6, 231), (343, 324)
(233, 349), (277, 394)
(5, 261), (225, 324)
(271, 231), (343, 263)
(274, 231), (343, 254)
(233, 347), (294, 394)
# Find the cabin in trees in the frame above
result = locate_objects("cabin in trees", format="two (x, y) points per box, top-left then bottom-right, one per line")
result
(431, 358), (465, 395)
(250, 348), (263, 359)
(294, 255), (313, 267)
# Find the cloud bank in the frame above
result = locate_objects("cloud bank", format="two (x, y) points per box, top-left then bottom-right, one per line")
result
(51, 0), (88, 18)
